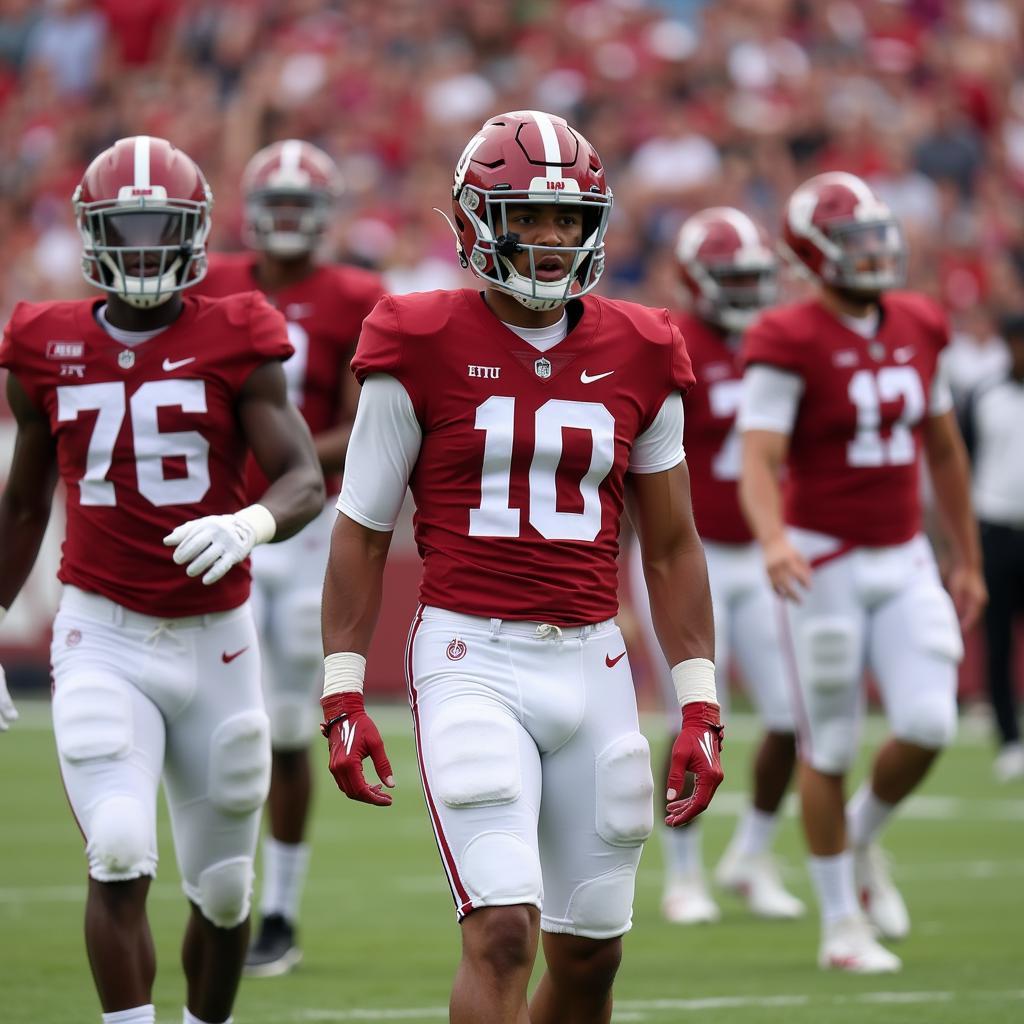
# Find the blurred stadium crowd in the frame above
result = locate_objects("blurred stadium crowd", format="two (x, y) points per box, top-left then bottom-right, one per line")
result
(1, 0), (1022, 402)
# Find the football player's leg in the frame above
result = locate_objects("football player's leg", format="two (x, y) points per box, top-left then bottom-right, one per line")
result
(532, 624), (653, 1024)
(409, 612), (545, 1023)
(51, 619), (164, 1015)
(850, 543), (962, 940)
(716, 566), (804, 918)
(628, 538), (719, 925)
(249, 523), (328, 974)
(164, 607), (269, 1023)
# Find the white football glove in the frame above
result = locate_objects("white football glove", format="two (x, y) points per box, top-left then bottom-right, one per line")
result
(163, 504), (276, 586)
(0, 666), (17, 733)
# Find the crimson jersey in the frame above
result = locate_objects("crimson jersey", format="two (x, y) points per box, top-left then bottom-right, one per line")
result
(352, 289), (694, 625)
(673, 311), (751, 544)
(195, 252), (384, 495)
(0, 293), (292, 616)
(742, 292), (949, 546)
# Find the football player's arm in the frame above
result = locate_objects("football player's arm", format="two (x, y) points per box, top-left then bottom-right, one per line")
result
(313, 363), (360, 475)
(923, 408), (986, 630)
(320, 373), (422, 806)
(163, 360), (324, 585)
(0, 373), (59, 733)
(626, 395), (722, 826)
(738, 365), (811, 601)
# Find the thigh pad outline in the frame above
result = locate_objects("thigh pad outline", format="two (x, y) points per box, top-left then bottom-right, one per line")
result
(429, 703), (522, 809)
(207, 710), (271, 815)
(908, 585), (964, 664)
(798, 617), (860, 694)
(594, 732), (654, 848)
(53, 675), (133, 763)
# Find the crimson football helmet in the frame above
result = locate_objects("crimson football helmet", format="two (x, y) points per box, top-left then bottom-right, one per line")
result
(781, 171), (906, 295)
(450, 110), (612, 311)
(242, 139), (342, 257)
(676, 207), (778, 333)
(74, 136), (212, 308)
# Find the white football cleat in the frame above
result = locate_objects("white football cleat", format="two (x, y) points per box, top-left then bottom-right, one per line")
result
(714, 850), (806, 919)
(854, 843), (910, 940)
(994, 742), (1024, 783)
(662, 872), (721, 925)
(818, 915), (902, 973)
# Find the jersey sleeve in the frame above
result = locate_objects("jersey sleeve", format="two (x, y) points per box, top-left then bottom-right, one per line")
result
(247, 291), (293, 362)
(628, 393), (685, 474)
(0, 303), (42, 408)
(337, 373), (422, 531)
(741, 313), (807, 376)
(739, 365), (805, 434)
(351, 295), (426, 418)
(669, 315), (696, 392)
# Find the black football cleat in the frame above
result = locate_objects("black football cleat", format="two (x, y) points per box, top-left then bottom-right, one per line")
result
(244, 913), (302, 977)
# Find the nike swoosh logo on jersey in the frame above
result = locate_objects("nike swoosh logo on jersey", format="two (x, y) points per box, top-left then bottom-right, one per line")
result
(580, 369), (614, 384)
(605, 651), (626, 668)
(163, 356), (196, 371)
(221, 647), (248, 664)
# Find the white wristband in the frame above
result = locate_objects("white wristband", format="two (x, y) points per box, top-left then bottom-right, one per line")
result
(237, 503), (277, 545)
(671, 658), (718, 708)
(322, 652), (366, 698)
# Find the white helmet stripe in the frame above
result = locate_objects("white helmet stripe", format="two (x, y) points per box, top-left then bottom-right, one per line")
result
(280, 139), (303, 174)
(529, 110), (563, 181)
(718, 207), (760, 249)
(134, 135), (151, 190)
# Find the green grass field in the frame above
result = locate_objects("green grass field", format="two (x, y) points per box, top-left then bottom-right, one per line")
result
(3, 700), (1023, 1024)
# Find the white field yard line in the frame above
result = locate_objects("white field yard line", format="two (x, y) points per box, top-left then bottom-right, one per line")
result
(205, 988), (1024, 1022)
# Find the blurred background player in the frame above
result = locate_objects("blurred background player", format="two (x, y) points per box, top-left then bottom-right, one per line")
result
(960, 314), (1024, 782)
(630, 206), (804, 925)
(740, 171), (986, 972)
(0, 136), (323, 1024)
(193, 139), (385, 975)
(319, 110), (723, 1024)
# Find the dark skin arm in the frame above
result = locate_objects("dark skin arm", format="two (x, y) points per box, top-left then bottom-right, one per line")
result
(0, 374), (59, 611)
(313, 365), (360, 476)
(625, 460), (714, 668)
(238, 360), (325, 539)
(923, 409), (987, 630)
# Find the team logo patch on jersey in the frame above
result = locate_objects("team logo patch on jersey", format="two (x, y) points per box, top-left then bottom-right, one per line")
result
(534, 357), (552, 379)
(868, 342), (886, 362)
(66, 629), (82, 647)
(446, 638), (467, 661)
(46, 341), (85, 360)
(117, 350), (136, 370)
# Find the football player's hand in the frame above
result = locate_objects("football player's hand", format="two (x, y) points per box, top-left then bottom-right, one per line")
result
(763, 534), (811, 602)
(0, 666), (18, 733)
(665, 701), (724, 827)
(947, 563), (987, 632)
(320, 693), (395, 807)
(164, 514), (258, 586)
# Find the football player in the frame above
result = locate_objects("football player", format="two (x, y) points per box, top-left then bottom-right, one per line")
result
(0, 137), (323, 1024)
(629, 207), (804, 924)
(193, 139), (384, 976)
(739, 172), (986, 972)
(318, 110), (724, 1023)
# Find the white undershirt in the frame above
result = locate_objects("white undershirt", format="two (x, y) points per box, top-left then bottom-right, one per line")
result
(96, 303), (169, 345)
(339, 311), (686, 531)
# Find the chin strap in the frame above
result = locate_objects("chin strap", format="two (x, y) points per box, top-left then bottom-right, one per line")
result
(433, 207), (469, 268)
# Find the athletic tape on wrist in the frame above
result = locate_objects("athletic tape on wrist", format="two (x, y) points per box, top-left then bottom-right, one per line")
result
(237, 503), (277, 545)
(671, 657), (718, 708)
(322, 652), (366, 698)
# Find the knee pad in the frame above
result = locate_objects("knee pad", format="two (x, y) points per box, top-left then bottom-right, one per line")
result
(460, 831), (543, 907)
(208, 711), (271, 814)
(594, 733), (654, 848)
(798, 617), (860, 694)
(53, 675), (132, 763)
(274, 587), (325, 665)
(86, 795), (156, 881)
(560, 863), (637, 939)
(429, 704), (521, 808)
(909, 586), (964, 664)
(194, 856), (253, 928)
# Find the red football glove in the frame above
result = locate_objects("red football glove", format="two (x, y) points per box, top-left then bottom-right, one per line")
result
(665, 701), (724, 827)
(320, 693), (395, 807)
